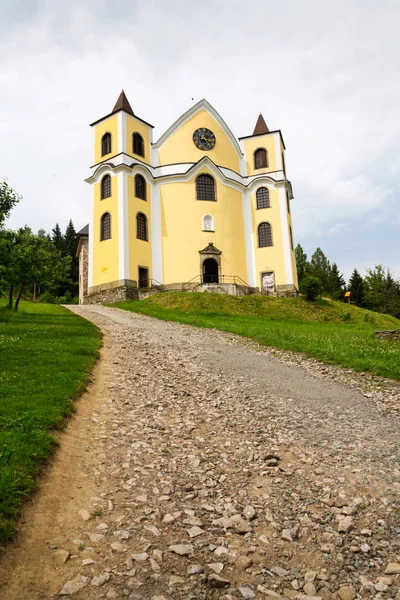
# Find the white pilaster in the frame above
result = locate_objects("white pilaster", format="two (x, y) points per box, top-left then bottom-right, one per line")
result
(278, 185), (294, 285)
(88, 188), (94, 288)
(151, 182), (163, 283)
(118, 171), (130, 280)
(117, 111), (127, 154)
(273, 132), (283, 172)
(242, 190), (256, 287)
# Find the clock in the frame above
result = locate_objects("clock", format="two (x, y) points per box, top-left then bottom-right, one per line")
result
(193, 128), (216, 151)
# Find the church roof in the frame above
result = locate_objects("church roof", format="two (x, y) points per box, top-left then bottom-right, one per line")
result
(112, 90), (134, 116)
(90, 91), (154, 128)
(253, 113), (269, 135)
(77, 224), (89, 236)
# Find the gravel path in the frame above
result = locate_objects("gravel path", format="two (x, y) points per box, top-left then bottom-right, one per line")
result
(1, 305), (399, 600)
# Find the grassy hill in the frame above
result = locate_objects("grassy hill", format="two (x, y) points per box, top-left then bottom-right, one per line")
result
(113, 292), (400, 381)
(0, 301), (101, 541)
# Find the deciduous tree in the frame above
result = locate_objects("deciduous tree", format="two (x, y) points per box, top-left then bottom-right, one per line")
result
(0, 181), (21, 226)
(0, 228), (71, 310)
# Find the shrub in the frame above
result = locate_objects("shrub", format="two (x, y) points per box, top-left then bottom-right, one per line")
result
(300, 276), (322, 301)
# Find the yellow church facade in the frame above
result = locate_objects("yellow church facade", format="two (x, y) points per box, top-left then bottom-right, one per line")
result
(78, 91), (298, 303)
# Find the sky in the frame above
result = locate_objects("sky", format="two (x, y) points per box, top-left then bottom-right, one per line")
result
(1, 0), (399, 281)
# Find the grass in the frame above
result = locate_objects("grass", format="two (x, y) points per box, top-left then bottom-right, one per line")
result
(112, 292), (400, 381)
(0, 301), (101, 542)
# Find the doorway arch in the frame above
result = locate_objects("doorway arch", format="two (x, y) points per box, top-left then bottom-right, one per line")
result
(203, 258), (219, 283)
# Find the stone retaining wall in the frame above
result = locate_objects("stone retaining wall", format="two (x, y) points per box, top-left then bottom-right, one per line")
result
(375, 329), (400, 341)
(84, 286), (139, 305)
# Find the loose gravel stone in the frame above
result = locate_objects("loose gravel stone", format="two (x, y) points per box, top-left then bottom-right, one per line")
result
(53, 549), (70, 566)
(385, 562), (400, 574)
(169, 544), (193, 556)
(59, 575), (89, 595)
(91, 572), (111, 586)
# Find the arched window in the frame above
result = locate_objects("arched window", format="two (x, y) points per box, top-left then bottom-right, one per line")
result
(196, 174), (215, 201)
(256, 187), (270, 209)
(286, 190), (290, 214)
(254, 148), (268, 169)
(258, 222), (273, 247)
(101, 133), (112, 156)
(289, 226), (294, 250)
(135, 174), (146, 200)
(202, 214), (214, 231)
(136, 212), (148, 241)
(101, 174), (111, 199)
(100, 213), (111, 241)
(133, 133), (145, 157)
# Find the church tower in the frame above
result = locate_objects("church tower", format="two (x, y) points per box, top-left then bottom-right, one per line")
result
(86, 91), (154, 299)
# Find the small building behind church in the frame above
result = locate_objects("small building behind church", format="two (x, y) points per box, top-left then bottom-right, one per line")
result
(77, 91), (298, 304)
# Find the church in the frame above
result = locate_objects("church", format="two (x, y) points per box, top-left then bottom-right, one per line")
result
(77, 91), (298, 304)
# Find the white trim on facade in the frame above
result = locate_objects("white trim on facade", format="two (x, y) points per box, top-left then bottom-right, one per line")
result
(86, 155), (288, 191)
(117, 111), (127, 154)
(273, 132), (283, 172)
(88, 190), (94, 288)
(117, 171), (130, 280)
(151, 182), (163, 283)
(278, 185), (294, 285)
(242, 189), (256, 287)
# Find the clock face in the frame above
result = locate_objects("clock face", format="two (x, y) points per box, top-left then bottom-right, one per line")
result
(193, 128), (216, 151)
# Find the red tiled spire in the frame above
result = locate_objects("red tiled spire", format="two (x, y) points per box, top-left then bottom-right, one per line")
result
(112, 90), (134, 116)
(253, 113), (269, 135)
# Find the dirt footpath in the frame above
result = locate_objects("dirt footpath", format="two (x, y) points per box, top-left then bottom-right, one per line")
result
(0, 305), (399, 600)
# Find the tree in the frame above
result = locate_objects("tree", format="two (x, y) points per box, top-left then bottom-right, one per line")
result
(327, 263), (346, 300)
(64, 220), (78, 284)
(295, 244), (309, 284)
(0, 180), (21, 226)
(51, 223), (65, 253)
(0, 228), (71, 310)
(309, 248), (331, 293)
(300, 276), (322, 300)
(348, 269), (365, 307)
(363, 265), (400, 318)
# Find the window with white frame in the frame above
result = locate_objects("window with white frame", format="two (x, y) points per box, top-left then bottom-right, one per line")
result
(202, 214), (214, 231)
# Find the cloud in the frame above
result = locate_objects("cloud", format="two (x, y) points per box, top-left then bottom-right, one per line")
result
(0, 0), (399, 277)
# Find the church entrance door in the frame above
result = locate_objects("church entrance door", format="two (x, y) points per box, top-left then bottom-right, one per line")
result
(203, 258), (219, 283)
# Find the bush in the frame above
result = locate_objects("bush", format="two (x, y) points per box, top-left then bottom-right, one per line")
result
(300, 276), (322, 301)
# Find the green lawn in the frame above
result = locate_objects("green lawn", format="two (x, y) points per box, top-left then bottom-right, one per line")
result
(112, 292), (400, 381)
(0, 301), (101, 543)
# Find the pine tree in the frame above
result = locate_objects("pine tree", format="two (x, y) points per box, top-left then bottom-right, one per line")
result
(327, 263), (345, 300)
(51, 223), (65, 253)
(64, 220), (77, 257)
(295, 244), (309, 284)
(64, 220), (79, 291)
(348, 269), (365, 307)
(310, 248), (331, 293)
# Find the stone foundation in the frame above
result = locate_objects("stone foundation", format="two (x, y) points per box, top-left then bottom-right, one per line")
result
(275, 284), (299, 297)
(84, 286), (139, 304)
(375, 329), (400, 341)
(83, 280), (298, 304)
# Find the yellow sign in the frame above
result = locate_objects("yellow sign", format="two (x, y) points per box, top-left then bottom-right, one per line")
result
(344, 291), (351, 297)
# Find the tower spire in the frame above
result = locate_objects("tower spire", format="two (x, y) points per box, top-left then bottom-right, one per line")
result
(112, 90), (134, 116)
(253, 113), (269, 135)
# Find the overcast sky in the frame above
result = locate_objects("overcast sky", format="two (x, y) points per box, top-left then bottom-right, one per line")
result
(1, 0), (399, 280)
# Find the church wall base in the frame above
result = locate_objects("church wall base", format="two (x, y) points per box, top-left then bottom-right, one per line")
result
(82, 282), (298, 305)
(83, 285), (139, 305)
(275, 284), (298, 298)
